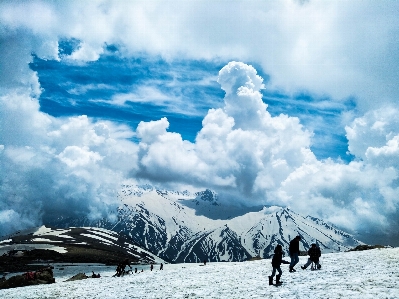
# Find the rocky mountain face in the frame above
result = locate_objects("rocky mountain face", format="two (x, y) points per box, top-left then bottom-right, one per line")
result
(0, 226), (164, 267)
(47, 185), (363, 263)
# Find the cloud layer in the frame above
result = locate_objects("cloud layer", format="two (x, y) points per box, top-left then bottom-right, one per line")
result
(2, 0), (398, 107)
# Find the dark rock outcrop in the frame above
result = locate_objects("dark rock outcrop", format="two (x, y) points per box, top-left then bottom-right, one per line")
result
(0, 267), (55, 289)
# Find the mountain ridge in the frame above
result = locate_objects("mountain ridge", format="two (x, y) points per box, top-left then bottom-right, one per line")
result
(0, 225), (165, 274)
(46, 185), (364, 262)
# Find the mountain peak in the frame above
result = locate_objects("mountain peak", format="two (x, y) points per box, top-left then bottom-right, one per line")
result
(195, 189), (218, 203)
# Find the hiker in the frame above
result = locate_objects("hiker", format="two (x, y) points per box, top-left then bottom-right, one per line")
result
(289, 235), (301, 272)
(160, 263), (163, 270)
(301, 243), (321, 270)
(204, 259), (207, 265)
(114, 264), (122, 277)
(135, 268), (137, 273)
(150, 264), (153, 271)
(24, 271), (36, 281)
(122, 259), (132, 273)
(268, 244), (290, 285)
(115, 259), (132, 277)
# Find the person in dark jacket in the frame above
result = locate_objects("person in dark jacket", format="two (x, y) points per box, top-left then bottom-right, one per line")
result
(289, 235), (301, 272)
(301, 243), (321, 270)
(115, 259), (132, 277)
(268, 244), (290, 285)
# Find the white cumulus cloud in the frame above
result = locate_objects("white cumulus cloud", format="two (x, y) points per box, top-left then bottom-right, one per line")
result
(0, 92), (138, 236)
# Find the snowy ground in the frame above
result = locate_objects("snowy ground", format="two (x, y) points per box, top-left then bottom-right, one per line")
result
(1, 247), (399, 299)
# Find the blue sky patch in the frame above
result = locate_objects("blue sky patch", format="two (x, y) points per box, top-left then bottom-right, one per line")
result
(29, 43), (355, 162)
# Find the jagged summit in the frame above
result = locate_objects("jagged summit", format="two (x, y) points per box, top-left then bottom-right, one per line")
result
(48, 185), (363, 262)
(196, 189), (218, 203)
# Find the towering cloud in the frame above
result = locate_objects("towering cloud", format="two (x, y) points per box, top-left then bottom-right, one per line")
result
(135, 62), (313, 199)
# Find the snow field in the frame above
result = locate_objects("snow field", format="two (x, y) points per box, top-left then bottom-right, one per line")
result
(1, 247), (398, 299)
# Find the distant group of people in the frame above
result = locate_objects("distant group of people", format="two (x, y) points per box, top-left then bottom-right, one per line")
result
(149, 263), (164, 271)
(91, 271), (101, 278)
(268, 235), (321, 286)
(114, 259), (164, 277)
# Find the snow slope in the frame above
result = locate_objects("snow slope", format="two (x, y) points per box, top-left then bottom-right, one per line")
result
(0, 226), (165, 265)
(1, 247), (398, 299)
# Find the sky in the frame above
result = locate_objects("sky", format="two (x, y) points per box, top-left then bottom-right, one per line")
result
(1, 0), (399, 245)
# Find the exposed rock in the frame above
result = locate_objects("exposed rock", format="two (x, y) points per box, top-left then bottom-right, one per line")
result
(0, 267), (55, 289)
(347, 244), (386, 251)
(65, 273), (89, 282)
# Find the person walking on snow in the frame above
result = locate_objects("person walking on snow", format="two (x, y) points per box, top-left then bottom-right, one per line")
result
(115, 258), (132, 277)
(268, 244), (290, 285)
(289, 235), (301, 272)
(301, 243), (321, 270)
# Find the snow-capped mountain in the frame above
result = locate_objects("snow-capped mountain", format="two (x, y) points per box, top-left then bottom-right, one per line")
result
(48, 185), (363, 262)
